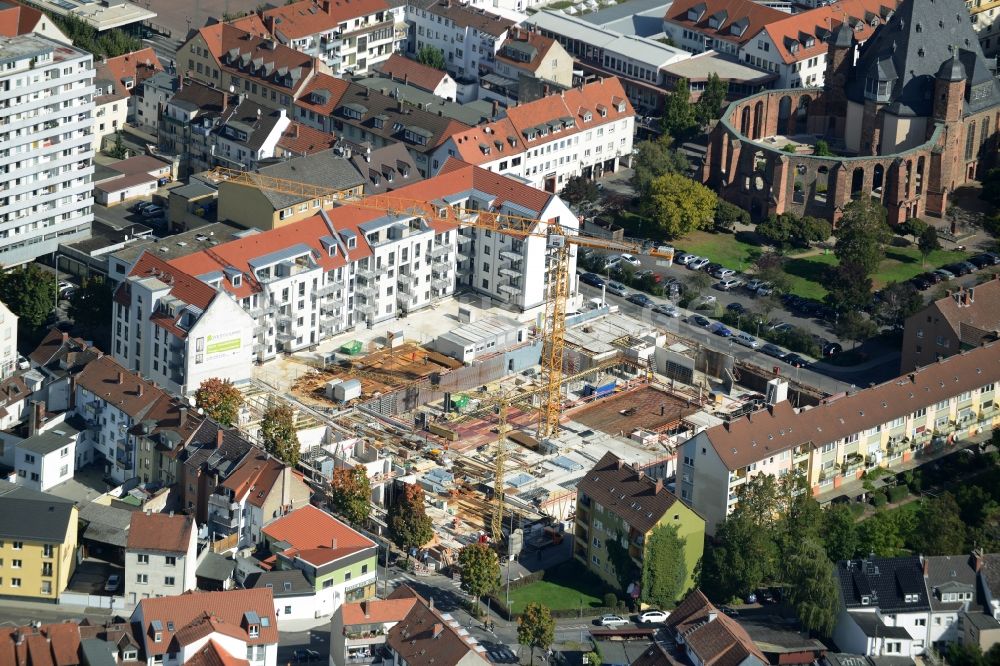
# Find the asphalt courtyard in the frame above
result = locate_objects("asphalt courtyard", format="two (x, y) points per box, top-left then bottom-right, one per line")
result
(147, 0), (263, 39)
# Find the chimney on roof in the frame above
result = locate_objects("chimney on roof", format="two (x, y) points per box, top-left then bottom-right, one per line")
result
(179, 406), (188, 426)
(433, 623), (444, 638)
(137, 383), (143, 398)
(429, 597), (434, 610)
(61, 331), (69, 342)
(636, 469), (644, 481)
(117, 370), (125, 384)
(29, 400), (46, 438)
(216, 428), (225, 448)
(973, 548), (985, 572)
(363, 601), (370, 618)
(403, 73), (408, 86)
(923, 556), (929, 577)
(330, 537), (338, 549)
(616, 458), (624, 470)
(543, 83), (550, 97)
(707, 611), (718, 623)
(322, 0), (331, 11)
(491, 99), (499, 119)
(909, 372), (916, 383)
(654, 479), (663, 494)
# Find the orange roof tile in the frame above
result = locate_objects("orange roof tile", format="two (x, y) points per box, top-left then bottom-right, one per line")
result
(97, 47), (163, 98)
(263, 504), (375, 567)
(277, 122), (339, 156)
(0, 623), (81, 666)
(293, 73), (352, 116)
(75, 356), (166, 420)
(341, 597), (419, 625)
(127, 512), (194, 553)
(136, 589), (277, 656)
(376, 54), (449, 93)
(758, 0), (899, 64)
(0, 1), (46, 38)
(665, 0), (785, 47)
(185, 640), (251, 666)
(264, 0), (389, 40)
(495, 30), (559, 72)
(446, 78), (634, 168)
(125, 252), (217, 310)
(220, 452), (295, 507)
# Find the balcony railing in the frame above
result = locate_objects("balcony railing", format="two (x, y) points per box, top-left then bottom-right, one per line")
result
(500, 250), (522, 262)
(429, 245), (450, 259)
(356, 267), (375, 281)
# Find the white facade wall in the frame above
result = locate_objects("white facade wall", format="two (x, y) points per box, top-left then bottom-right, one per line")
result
(278, 8), (404, 75)
(214, 112), (290, 170)
(0, 301), (17, 379)
(406, 5), (513, 81)
(0, 35), (95, 266)
(93, 98), (127, 151)
(74, 390), (136, 484)
(124, 529), (197, 605)
(96, 178), (158, 206)
(14, 438), (75, 492)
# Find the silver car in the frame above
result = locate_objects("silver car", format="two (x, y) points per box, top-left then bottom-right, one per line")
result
(734, 332), (759, 348)
(597, 614), (629, 627)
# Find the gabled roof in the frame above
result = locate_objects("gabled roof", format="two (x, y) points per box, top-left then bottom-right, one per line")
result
(133, 589), (277, 656)
(262, 504), (375, 568)
(757, 0), (898, 66)
(127, 512), (194, 553)
(182, 421), (254, 481)
(924, 554), (979, 612)
(264, 0), (389, 40)
(216, 100), (286, 152)
(701, 340), (1000, 471)
(168, 79), (230, 117)
(348, 142), (422, 195)
(496, 29), (560, 72)
(576, 451), (687, 534)
(446, 78), (634, 167)
(276, 122), (339, 157)
(376, 54), (450, 93)
(665, 0), (785, 46)
(73, 356), (166, 421)
(28, 329), (99, 373)
(913, 280), (1000, 347)
(341, 596), (420, 625)
(0, 481), (75, 543)
(0, 622), (82, 666)
(292, 72), (351, 115)
(836, 556), (930, 613)
(124, 251), (218, 311)
(252, 149), (365, 209)
(666, 589), (767, 666)
(0, 1), (51, 38)
(244, 568), (314, 597)
(414, 0), (515, 36)
(386, 585), (491, 666)
(185, 639), (250, 666)
(95, 47), (163, 103)
(220, 452), (298, 508)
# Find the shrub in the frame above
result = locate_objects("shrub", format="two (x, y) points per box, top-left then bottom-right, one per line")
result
(783, 143), (797, 153)
(849, 502), (866, 518)
(603, 593), (618, 609)
(871, 492), (888, 508)
(887, 486), (909, 503)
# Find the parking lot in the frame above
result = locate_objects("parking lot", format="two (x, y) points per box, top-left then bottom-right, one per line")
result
(66, 559), (123, 596)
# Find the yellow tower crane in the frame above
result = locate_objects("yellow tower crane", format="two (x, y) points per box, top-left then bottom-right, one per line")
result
(208, 166), (675, 441)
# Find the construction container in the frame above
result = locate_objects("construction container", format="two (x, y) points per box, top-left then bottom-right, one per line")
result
(508, 430), (539, 451)
(387, 329), (404, 348)
(340, 340), (363, 355)
(582, 381), (617, 398)
(333, 378), (362, 402)
(428, 422), (459, 441)
(324, 378), (343, 399)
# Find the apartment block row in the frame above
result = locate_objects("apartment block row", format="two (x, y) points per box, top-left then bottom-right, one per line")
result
(680, 342), (1000, 533)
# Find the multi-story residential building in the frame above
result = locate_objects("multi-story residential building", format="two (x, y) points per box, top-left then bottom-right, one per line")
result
(901, 281), (1000, 373)
(93, 48), (162, 150)
(0, 481), (78, 601)
(483, 28), (572, 104)
(574, 451), (705, 601)
(347, 142), (423, 194)
(274, 121), (339, 158)
(524, 11), (691, 113)
(157, 80), (234, 178)
(741, 0), (898, 88)
(664, 589), (768, 666)
(112, 252), (256, 396)
(208, 451), (311, 548)
(124, 511), (197, 605)
(134, 70), (176, 134)
(0, 300), (17, 379)
(434, 78), (635, 192)
(0, 0), (71, 44)
(293, 74), (473, 176)
(406, 0), (517, 83)
(130, 588), (279, 666)
(216, 149), (365, 231)
(261, 504), (377, 617)
(177, 17), (331, 112)
(178, 422), (254, 523)
(970, 0), (1000, 57)
(0, 34), (95, 266)
(662, 0), (785, 57)
(262, 0), (404, 75)
(10, 419), (80, 491)
(385, 585), (492, 665)
(329, 591), (420, 666)
(375, 53), (458, 100)
(681, 343), (1000, 533)
(73, 355), (203, 484)
(210, 101), (291, 170)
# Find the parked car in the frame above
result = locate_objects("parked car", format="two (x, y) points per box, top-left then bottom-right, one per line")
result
(606, 281), (628, 297)
(933, 268), (955, 281)
(688, 257), (710, 270)
(292, 649), (321, 662)
(720, 606), (740, 617)
(627, 293), (654, 308)
(755, 283), (775, 296)
(674, 252), (695, 265)
(734, 332), (759, 348)
(579, 272), (605, 288)
(726, 302), (747, 315)
(944, 262), (973, 276)
(141, 205), (164, 218)
(909, 274), (934, 290)
(653, 304), (681, 317)
(767, 321), (792, 332)
(639, 610), (670, 625)
(823, 342), (843, 357)
(689, 314), (712, 328)
(783, 353), (809, 368)
(597, 615), (629, 627)
(692, 295), (717, 309)
(104, 574), (120, 593)
(710, 322), (733, 337)
(712, 267), (736, 279)
(967, 254), (995, 269)
(705, 262), (723, 275)
(130, 200), (155, 213)
(619, 253), (641, 267)
(760, 343), (787, 359)
(716, 277), (743, 291)
(634, 269), (662, 283)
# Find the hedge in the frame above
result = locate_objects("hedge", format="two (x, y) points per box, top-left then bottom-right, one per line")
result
(871, 491), (888, 508)
(887, 485), (909, 503)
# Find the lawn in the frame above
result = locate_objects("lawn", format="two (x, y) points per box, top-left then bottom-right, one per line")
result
(676, 230), (763, 271)
(506, 560), (610, 615)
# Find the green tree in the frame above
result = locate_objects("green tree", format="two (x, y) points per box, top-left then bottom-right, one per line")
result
(775, 472), (822, 557)
(826, 265), (875, 314)
(328, 464), (372, 525)
(517, 602), (555, 664)
(694, 73), (727, 126)
(641, 524), (688, 608)
(918, 226), (941, 265)
(67, 275), (114, 348)
(947, 642), (985, 666)
(0, 264), (57, 337)
(872, 281), (924, 329)
(457, 543), (500, 613)
(561, 175), (600, 206)
(107, 131), (128, 159)
(785, 540), (840, 637)
(646, 173), (717, 238)
(909, 493), (967, 555)
(416, 45), (446, 70)
(813, 140), (833, 157)
(834, 198), (891, 276)
(195, 378), (244, 427)
(632, 136), (688, 201)
(662, 79), (696, 138)
(834, 311), (879, 348)
(703, 511), (778, 601)
(822, 503), (859, 562)
(389, 483), (433, 558)
(856, 511), (905, 556)
(714, 200), (750, 231)
(684, 270), (713, 305)
(752, 253), (792, 295)
(757, 213), (831, 249)
(47, 12), (141, 57)
(583, 651), (602, 666)
(982, 167), (1000, 208)
(260, 401), (300, 467)
(900, 217), (928, 241)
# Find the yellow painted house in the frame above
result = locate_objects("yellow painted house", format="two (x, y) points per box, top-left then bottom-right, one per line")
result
(0, 481), (78, 600)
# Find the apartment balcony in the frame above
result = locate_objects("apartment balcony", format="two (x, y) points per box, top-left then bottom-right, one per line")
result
(356, 267), (376, 281)
(499, 284), (520, 296)
(457, 234), (472, 245)
(500, 249), (522, 262)
(276, 329), (295, 342)
(397, 273), (414, 286)
(432, 277), (451, 291)
(313, 281), (342, 298)
(428, 245), (450, 260)
(499, 267), (521, 278)
(356, 301), (376, 316)
(356, 283), (376, 299)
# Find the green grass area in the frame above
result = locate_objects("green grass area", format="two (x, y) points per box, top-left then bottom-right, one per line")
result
(506, 560), (609, 615)
(675, 230), (763, 271)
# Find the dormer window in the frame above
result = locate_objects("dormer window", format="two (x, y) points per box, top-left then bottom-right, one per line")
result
(327, 245), (337, 257)
(249, 624), (259, 638)
(232, 274), (242, 287)
(154, 632), (162, 643)
(347, 237), (356, 249)
(597, 105), (607, 117)
(583, 111), (592, 122)
(245, 611), (261, 638)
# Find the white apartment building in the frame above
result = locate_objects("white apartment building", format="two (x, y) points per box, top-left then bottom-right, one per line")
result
(0, 299), (17, 379)
(434, 78), (636, 193)
(112, 252), (255, 396)
(0, 34), (95, 266)
(11, 419), (79, 492)
(263, 0), (405, 75)
(124, 512), (197, 605)
(211, 102), (291, 171)
(406, 0), (517, 82)
(681, 343), (1000, 534)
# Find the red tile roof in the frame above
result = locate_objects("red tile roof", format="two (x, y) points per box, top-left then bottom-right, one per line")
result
(666, 590), (767, 666)
(185, 640), (251, 666)
(125, 252), (217, 310)
(446, 78), (634, 167)
(0, 1), (47, 38)
(135, 589), (278, 657)
(495, 30), (560, 72)
(127, 512), (194, 553)
(276, 121), (339, 156)
(264, 0), (389, 40)
(758, 0), (899, 64)
(263, 504), (375, 567)
(74, 356), (166, 420)
(293, 72), (352, 116)
(0, 623), (81, 666)
(376, 54), (450, 93)
(220, 451), (302, 508)
(386, 585), (490, 666)
(341, 597), (419, 626)
(665, 0), (785, 47)
(96, 47), (163, 100)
